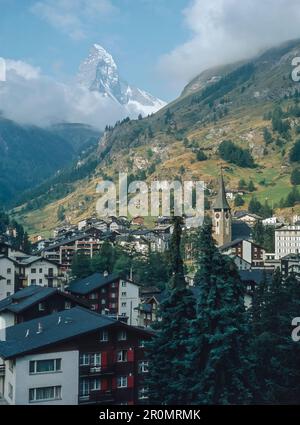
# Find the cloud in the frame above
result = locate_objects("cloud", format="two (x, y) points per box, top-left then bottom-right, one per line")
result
(0, 60), (127, 128)
(159, 0), (300, 88)
(5, 60), (41, 80)
(31, 0), (117, 40)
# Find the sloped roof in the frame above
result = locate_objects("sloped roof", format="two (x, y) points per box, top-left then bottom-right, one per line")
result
(0, 286), (88, 314)
(0, 307), (117, 359)
(68, 273), (121, 295)
(212, 173), (230, 210)
(0, 306), (152, 359)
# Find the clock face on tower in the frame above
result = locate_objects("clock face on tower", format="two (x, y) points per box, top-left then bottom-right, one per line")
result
(215, 213), (220, 219)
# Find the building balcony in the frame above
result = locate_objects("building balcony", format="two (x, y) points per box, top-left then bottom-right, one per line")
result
(79, 365), (114, 376)
(79, 390), (115, 405)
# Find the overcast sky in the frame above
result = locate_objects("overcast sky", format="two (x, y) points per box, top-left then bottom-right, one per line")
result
(1, 0), (300, 127)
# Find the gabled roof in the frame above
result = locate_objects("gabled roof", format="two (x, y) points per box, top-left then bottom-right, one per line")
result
(0, 306), (152, 359)
(0, 307), (117, 359)
(212, 173), (230, 210)
(219, 238), (244, 251)
(0, 286), (88, 314)
(68, 272), (121, 295)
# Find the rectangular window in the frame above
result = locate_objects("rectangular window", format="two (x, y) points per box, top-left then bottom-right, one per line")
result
(39, 268), (43, 273)
(118, 330), (127, 341)
(7, 268), (11, 274)
(117, 350), (128, 362)
(138, 361), (149, 374)
(111, 282), (117, 288)
(122, 282), (126, 287)
(89, 293), (98, 300)
(31, 268), (36, 274)
(8, 383), (13, 400)
(31, 279), (36, 284)
(29, 386), (61, 402)
(100, 330), (108, 342)
(117, 376), (128, 388)
(122, 302), (126, 307)
(80, 354), (90, 366)
(7, 279), (11, 285)
(91, 353), (101, 366)
(79, 378), (101, 397)
(122, 292), (127, 297)
(29, 359), (61, 374)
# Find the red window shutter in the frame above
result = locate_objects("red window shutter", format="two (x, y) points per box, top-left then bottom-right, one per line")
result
(128, 375), (134, 388)
(127, 348), (134, 362)
(112, 377), (117, 390)
(101, 378), (108, 391)
(102, 352), (107, 367)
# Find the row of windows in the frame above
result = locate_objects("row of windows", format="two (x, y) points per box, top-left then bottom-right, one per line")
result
(89, 291), (128, 300)
(29, 386), (61, 403)
(30, 268), (54, 274)
(29, 359), (61, 374)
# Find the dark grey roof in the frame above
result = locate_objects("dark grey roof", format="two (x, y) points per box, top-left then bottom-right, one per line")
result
(232, 220), (252, 240)
(0, 286), (88, 314)
(68, 273), (121, 295)
(42, 232), (88, 251)
(281, 253), (300, 261)
(212, 173), (230, 210)
(0, 307), (118, 359)
(239, 269), (273, 284)
(219, 238), (244, 251)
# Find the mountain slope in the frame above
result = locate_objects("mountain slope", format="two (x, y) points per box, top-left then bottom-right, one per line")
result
(14, 39), (300, 236)
(0, 118), (101, 207)
(78, 44), (166, 115)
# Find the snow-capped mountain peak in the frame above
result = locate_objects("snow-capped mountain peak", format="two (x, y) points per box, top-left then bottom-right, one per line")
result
(77, 44), (166, 115)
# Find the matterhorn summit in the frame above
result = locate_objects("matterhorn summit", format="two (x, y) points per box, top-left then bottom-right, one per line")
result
(78, 44), (166, 116)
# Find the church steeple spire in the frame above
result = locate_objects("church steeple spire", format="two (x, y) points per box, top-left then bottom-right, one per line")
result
(212, 169), (232, 246)
(212, 170), (230, 210)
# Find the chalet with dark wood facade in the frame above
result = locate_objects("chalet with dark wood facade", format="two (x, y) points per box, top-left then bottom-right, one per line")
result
(0, 307), (152, 405)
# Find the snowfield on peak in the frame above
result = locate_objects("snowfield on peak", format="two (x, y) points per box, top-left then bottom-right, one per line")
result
(77, 44), (166, 114)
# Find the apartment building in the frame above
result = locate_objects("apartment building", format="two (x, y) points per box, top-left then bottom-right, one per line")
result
(0, 307), (152, 405)
(68, 273), (141, 326)
(275, 225), (300, 259)
(0, 253), (62, 301)
(220, 239), (265, 267)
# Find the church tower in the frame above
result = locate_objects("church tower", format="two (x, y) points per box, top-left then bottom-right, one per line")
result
(212, 172), (232, 246)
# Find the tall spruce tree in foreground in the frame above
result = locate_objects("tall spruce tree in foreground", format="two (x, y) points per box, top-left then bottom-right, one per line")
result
(146, 217), (196, 404)
(187, 220), (255, 404)
(251, 269), (300, 404)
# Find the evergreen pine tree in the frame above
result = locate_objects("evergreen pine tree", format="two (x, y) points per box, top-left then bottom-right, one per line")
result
(146, 217), (196, 404)
(187, 220), (255, 404)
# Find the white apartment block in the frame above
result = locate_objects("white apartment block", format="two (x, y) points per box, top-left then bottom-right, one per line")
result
(275, 225), (300, 259)
(118, 279), (140, 326)
(2, 351), (79, 405)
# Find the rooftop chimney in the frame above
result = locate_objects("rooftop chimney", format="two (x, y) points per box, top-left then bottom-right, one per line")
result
(103, 271), (109, 277)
